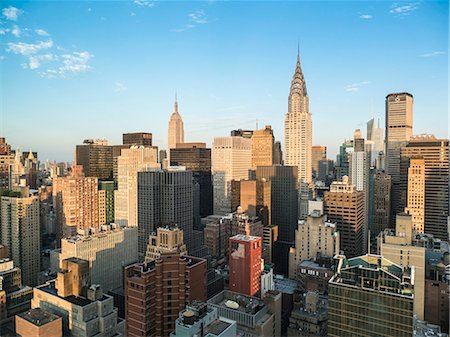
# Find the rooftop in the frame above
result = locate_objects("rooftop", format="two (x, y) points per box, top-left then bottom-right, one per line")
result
(204, 320), (233, 336)
(18, 308), (61, 326)
(230, 234), (261, 242)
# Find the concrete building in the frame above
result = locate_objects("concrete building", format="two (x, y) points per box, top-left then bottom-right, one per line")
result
(284, 50), (312, 218)
(75, 139), (114, 180)
(114, 146), (159, 227)
(60, 224), (138, 292)
(204, 220), (228, 261)
(231, 178), (271, 225)
(170, 301), (237, 337)
(0, 137), (11, 190)
(53, 165), (99, 239)
(288, 212), (337, 279)
(168, 96), (185, 161)
(335, 139), (353, 180)
(0, 193), (40, 286)
(145, 225), (187, 261)
(405, 158), (425, 233)
(287, 291), (328, 337)
(122, 132), (152, 146)
(230, 129), (253, 139)
(372, 171), (392, 237)
(400, 134), (449, 240)
(207, 290), (282, 337)
(324, 177), (364, 258)
(256, 165), (298, 275)
(297, 258), (334, 294)
(262, 224), (278, 265)
(251, 125), (274, 170)
(311, 146), (326, 180)
(273, 141), (283, 165)
(125, 254), (207, 337)
(15, 308), (62, 337)
(229, 235), (263, 297)
(170, 142), (213, 220)
(98, 180), (114, 225)
(367, 118), (384, 166)
(137, 168), (194, 259)
(32, 258), (125, 337)
(385, 92), (413, 218)
(212, 136), (252, 214)
(328, 254), (414, 337)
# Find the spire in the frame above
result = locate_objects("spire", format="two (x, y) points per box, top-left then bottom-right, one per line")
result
(289, 43), (307, 97)
(297, 39), (300, 63)
(173, 90), (178, 114)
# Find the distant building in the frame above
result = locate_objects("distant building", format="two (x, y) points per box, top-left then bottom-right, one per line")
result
(405, 158), (425, 233)
(367, 118), (384, 166)
(273, 141), (283, 165)
(231, 179), (271, 225)
(212, 136), (252, 214)
(75, 139), (113, 180)
(207, 290), (282, 337)
(324, 177), (364, 258)
(328, 254), (414, 337)
(311, 146), (326, 180)
(98, 180), (114, 225)
(287, 291), (328, 336)
(122, 132), (153, 146)
(60, 224), (138, 292)
(0, 137), (11, 189)
(251, 125), (274, 170)
(168, 96), (184, 161)
(372, 171), (392, 237)
(15, 308), (62, 337)
(262, 224), (278, 265)
(170, 301), (237, 337)
(0, 193), (40, 286)
(335, 139), (353, 180)
(230, 129), (253, 139)
(125, 254), (207, 337)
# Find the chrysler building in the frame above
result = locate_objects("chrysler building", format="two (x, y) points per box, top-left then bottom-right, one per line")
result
(284, 48), (312, 218)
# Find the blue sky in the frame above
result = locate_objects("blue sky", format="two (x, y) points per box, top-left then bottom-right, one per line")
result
(1, 0), (448, 162)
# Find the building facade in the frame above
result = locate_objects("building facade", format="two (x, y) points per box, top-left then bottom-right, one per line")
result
(251, 125), (274, 170)
(405, 158), (425, 233)
(75, 139), (113, 180)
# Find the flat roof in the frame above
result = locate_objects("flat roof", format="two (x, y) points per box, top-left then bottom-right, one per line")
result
(205, 320), (232, 336)
(18, 308), (61, 326)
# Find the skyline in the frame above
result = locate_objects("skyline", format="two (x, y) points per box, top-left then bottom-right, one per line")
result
(1, 0), (448, 162)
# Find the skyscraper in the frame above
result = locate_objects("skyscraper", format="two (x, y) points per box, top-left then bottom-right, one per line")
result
(372, 171), (392, 236)
(0, 137), (11, 190)
(284, 49), (312, 218)
(167, 95), (184, 160)
(170, 143), (213, 219)
(311, 146), (326, 180)
(400, 134), (449, 240)
(385, 92), (413, 217)
(0, 193), (40, 286)
(324, 177), (364, 258)
(75, 139), (113, 180)
(405, 158), (425, 233)
(212, 136), (252, 214)
(228, 234), (263, 297)
(367, 118), (384, 166)
(137, 169), (194, 260)
(273, 141), (283, 165)
(122, 132), (153, 146)
(114, 146), (159, 227)
(251, 125), (274, 170)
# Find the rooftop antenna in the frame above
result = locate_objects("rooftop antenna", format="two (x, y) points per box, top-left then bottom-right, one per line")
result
(256, 119), (259, 130)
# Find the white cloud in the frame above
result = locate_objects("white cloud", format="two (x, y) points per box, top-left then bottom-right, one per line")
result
(188, 10), (208, 24)
(11, 25), (21, 37)
(345, 81), (370, 92)
(171, 24), (195, 33)
(58, 51), (93, 76)
(359, 14), (373, 20)
(114, 82), (127, 92)
(27, 53), (56, 69)
(7, 39), (54, 55)
(134, 0), (154, 8)
(2, 6), (23, 21)
(35, 29), (49, 36)
(420, 51), (446, 57)
(390, 3), (419, 16)
(0, 27), (9, 35)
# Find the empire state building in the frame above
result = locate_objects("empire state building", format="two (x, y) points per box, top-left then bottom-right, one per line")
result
(284, 48), (312, 218)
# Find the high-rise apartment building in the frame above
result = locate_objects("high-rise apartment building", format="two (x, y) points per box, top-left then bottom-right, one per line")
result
(256, 165), (298, 275)
(251, 125), (274, 170)
(168, 96), (184, 160)
(60, 224), (138, 292)
(0, 137), (11, 190)
(137, 169), (194, 260)
(385, 92), (413, 218)
(328, 254), (414, 337)
(372, 171), (392, 237)
(284, 50), (312, 218)
(144, 225), (187, 262)
(53, 165), (99, 238)
(170, 142), (213, 218)
(324, 177), (364, 258)
(231, 178), (271, 225)
(75, 139), (114, 180)
(212, 136), (252, 214)
(400, 135), (449, 240)
(98, 180), (114, 225)
(125, 254), (207, 337)
(312, 146), (326, 180)
(123, 132), (153, 146)
(288, 211), (337, 279)
(114, 146), (159, 227)
(0, 193), (40, 286)
(228, 235), (263, 297)
(405, 158), (425, 233)
(377, 213), (426, 320)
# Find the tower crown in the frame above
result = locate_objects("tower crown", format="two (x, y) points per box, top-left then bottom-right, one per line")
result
(289, 48), (308, 98)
